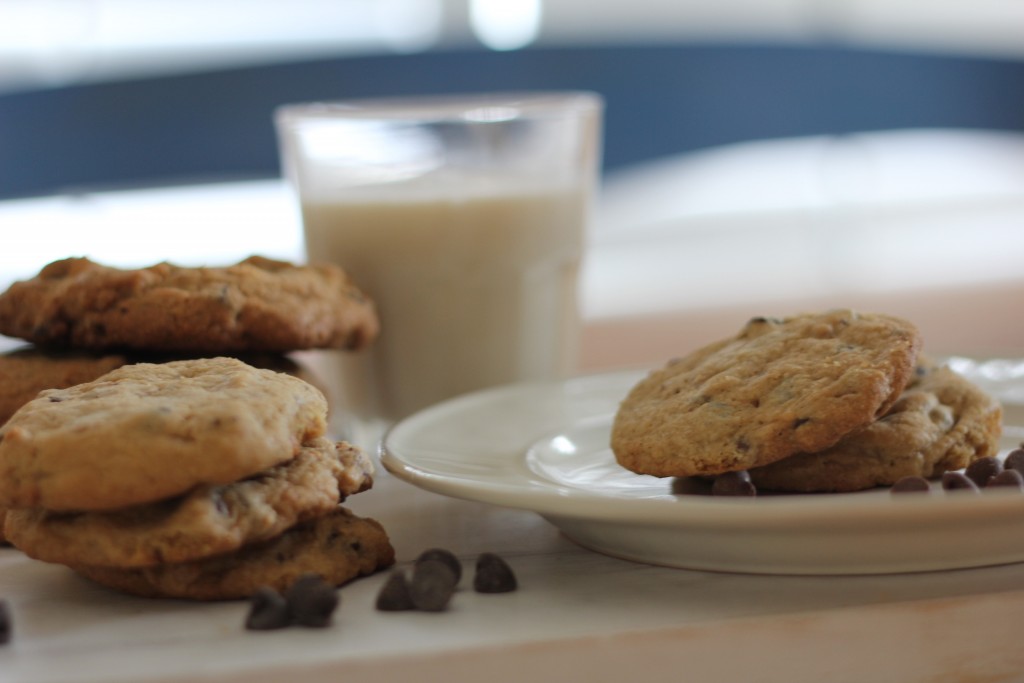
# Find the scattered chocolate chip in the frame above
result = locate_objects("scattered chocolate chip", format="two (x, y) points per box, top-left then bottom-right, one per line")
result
(987, 469), (1024, 490)
(965, 457), (1003, 487)
(941, 472), (980, 493)
(0, 600), (11, 644)
(285, 574), (339, 628)
(711, 471), (756, 497)
(409, 560), (457, 612)
(1004, 449), (1024, 475)
(890, 476), (930, 494)
(375, 570), (416, 612)
(245, 587), (290, 631)
(416, 548), (462, 585)
(473, 553), (518, 594)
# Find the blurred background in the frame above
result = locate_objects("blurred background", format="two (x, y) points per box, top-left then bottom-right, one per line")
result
(1, 0), (1024, 364)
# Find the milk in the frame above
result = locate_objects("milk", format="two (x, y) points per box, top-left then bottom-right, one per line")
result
(303, 184), (587, 429)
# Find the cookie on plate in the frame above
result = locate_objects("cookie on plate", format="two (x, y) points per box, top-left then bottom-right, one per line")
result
(748, 360), (1003, 492)
(4, 438), (373, 567)
(0, 255), (378, 353)
(0, 357), (327, 511)
(611, 310), (922, 477)
(71, 506), (395, 600)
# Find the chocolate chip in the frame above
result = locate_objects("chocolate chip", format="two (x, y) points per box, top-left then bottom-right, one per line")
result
(965, 456), (1003, 487)
(941, 472), (980, 493)
(415, 548), (462, 585)
(409, 560), (457, 612)
(0, 600), (11, 644)
(987, 469), (1024, 490)
(284, 574), (339, 628)
(213, 493), (230, 517)
(711, 471), (756, 497)
(473, 553), (518, 594)
(890, 476), (930, 494)
(245, 587), (290, 631)
(1004, 449), (1024, 475)
(375, 570), (416, 612)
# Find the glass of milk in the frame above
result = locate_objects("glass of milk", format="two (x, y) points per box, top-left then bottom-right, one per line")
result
(274, 92), (603, 449)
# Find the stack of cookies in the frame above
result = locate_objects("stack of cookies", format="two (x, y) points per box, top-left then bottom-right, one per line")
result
(0, 357), (394, 600)
(0, 255), (393, 596)
(0, 254), (380, 542)
(611, 309), (1003, 493)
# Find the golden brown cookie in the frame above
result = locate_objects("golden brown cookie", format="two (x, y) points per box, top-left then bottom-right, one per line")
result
(611, 310), (922, 477)
(71, 506), (395, 600)
(0, 255), (378, 353)
(0, 347), (330, 437)
(4, 439), (372, 567)
(748, 361), (1003, 492)
(0, 357), (327, 511)
(0, 347), (128, 426)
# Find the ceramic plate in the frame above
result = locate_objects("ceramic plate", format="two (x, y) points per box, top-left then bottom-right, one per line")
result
(381, 358), (1024, 575)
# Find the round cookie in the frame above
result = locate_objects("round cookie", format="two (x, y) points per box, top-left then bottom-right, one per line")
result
(0, 357), (327, 511)
(5, 438), (373, 567)
(0, 347), (330, 434)
(748, 362), (1003, 492)
(71, 506), (396, 600)
(611, 310), (922, 477)
(0, 347), (128, 426)
(0, 255), (378, 353)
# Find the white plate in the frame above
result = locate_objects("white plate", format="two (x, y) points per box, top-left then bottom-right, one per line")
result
(381, 359), (1024, 575)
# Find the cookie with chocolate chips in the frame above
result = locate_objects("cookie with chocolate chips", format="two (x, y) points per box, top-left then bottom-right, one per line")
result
(0, 357), (327, 511)
(0, 346), (328, 431)
(70, 506), (395, 601)
(4, 438), (373, 568)
(0, 347), (129, 427)
(611, 309), (922, 477)
(748, 359), (1002, 492)
(0, 255), (378, 353)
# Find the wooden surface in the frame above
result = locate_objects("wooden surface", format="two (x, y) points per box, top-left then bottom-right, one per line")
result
(5, 471), (1024, 683)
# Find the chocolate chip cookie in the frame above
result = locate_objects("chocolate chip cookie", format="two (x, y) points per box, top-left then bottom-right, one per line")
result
(748, 360), (1003, 492)
(4, 438), (373, 567)
(611, 310), (922, 477)
(71, 506), (395, 600)
(0, 347), (128, 426)
(0, 357), (327, 511)
(0, 255), (378, 353)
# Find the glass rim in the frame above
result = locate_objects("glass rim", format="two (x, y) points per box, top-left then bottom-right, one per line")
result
(274, 90), (603, 127)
